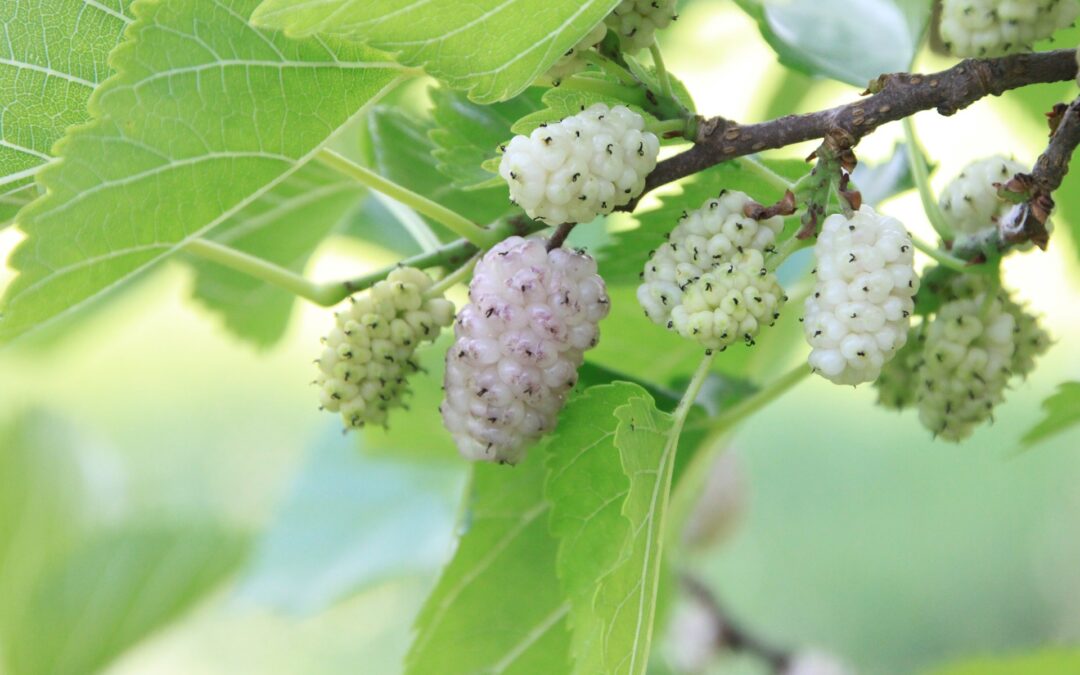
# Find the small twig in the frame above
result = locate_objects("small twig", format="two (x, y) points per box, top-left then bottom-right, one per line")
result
(547, 222), (575, 250)
(681, 574), (792, 672)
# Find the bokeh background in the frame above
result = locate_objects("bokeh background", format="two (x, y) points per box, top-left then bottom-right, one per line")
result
(1, 1), (1079, 674)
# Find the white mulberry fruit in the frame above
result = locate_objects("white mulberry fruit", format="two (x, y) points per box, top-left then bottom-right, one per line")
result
(940, 0), (1080, 56)
(916, 291), (1015, 441)
(499, 103), (659, 225)
(441, 237), (610, 464)
(1003, 296), (1051, 378)
(939, 156), (1027, 235)
(547, 22), (607, 83)
(804, 206), (919, 385)
(316, 268), (454, 428)
(637, 191), (786, 349)
(873, 326), (926, 411)
(606, 0), (679, 52)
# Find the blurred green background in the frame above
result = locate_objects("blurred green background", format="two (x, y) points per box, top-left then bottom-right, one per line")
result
(2, 1), (1079, 674)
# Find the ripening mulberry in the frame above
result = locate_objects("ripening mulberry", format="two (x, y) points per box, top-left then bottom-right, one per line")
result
(939, 156), (1027, 235)
(637, 191), (786, 350)
(1003, 296), (1052, 378)
(916, 292), (1015, 441)
(940, 0), (1080, 57)
(316, 268), (454, 429)
(547, 22), (607, 83)
(606, 0), (679, 51)
(804, 206), (919, 385)
(441, 237), (610, 464)
(499, 103), (659, 225)
(873, 325), (926, 411)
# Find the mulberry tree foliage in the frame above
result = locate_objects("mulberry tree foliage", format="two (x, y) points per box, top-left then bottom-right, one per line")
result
(1, 0), (1078, 673)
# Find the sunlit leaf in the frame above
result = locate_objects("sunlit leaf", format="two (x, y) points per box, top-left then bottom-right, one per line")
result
(0, 0), (407, 341)
(921, 649), (1080, 675)
(236, 432), (464, 614)
(405, 450), (571, 675)
(251, 0), (621, 103)
(1022, 382), (1080, 446)
(6, 523), (247, 675)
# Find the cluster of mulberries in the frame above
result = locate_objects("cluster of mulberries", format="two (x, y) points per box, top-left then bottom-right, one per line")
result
(317, 268), (454, 429)
(547, 22), (608, 83)
(606, 0), (679, 51)
(804, 206), (919, 385)
(939, 0), (1080, 56)
(875, 274), (1052, 441)
(441, 237), (610, 464)
(638, 191), (786, 351)
(915, 290), (1016, 441)
(499, 103), (659, 225)
(939, 156), (1027, 235)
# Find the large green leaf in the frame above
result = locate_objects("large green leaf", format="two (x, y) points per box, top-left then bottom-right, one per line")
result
(405, 450), (571, 675)
(545, 383), (674, 674)
(429, 86), (546, 190)
(236, 432), (465, 614)
(0, 411), (94, 642)
(5, 523), (247, 675)
(1022, 382), (1080, 447)
(735, 0), (932, 87)
(250, 0), (621, 103)
(0, 0), (407, 342)
(0, 0), (132, 219)
(190, 161), (364, 347)
(921, 649), (1080, 675)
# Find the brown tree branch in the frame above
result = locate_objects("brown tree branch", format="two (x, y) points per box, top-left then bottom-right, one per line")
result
(636, 49), (1078, 202)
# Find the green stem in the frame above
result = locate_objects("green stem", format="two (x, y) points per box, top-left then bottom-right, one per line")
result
(317, 149), (496, 248)
(903, 118), (954, 241)
(649, 43), (674, 98)
(736, 155), (794, 192)
(554, 76), (647, 106)
(668, 363), (811, 551)
(766, 235), (812, 272)
(643, 351), (716, 662)
(582, 51), (637, 86)
(182, 238), (338, 306)
(427, 253), (480, 297)
(647, 118), (690, 137)
(911, 234), (978, 273)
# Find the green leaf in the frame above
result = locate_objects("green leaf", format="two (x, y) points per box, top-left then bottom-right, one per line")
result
(0, 411), (95, 641)
(598, 159), (807, 286)
(582, 394), (676, 675)
(369, 105), (513, 229)
(406, 450), (571, 675)
(5, 523), (247, 675)
(189, 161), (364, 347)
(921, 649), (1080, 675)
(429, 86), (546, 190)
(236, 432), (465, 614)
(0, 0), (407, 342)
(1022, 382), (1080, 446)
(735, 0), (931, 87)
(0, 0), (132, 203)
(251, 0), (621, 103)
(852, 143), (917, 207)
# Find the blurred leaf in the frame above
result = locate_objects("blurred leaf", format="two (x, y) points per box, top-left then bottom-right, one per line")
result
(6, 523), (247, 675)
(369, 106), (514, 233)
(734, 0), (931, 87)
(0, 0), (406, 342)
(921, 649), (1080, 675)
(189, 162), (364, 347)
(0, 0), (131, 215)
(406, 451), (571, 675)
(236, 432), (465, 614)
(429, 86), (546, 190)
(597, 159), (806, 286)
(0, 411), (94, 640)
(852, 143), (918, 207)
(1022, 382), (1080, 446)
(250, 0), (620, 104)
